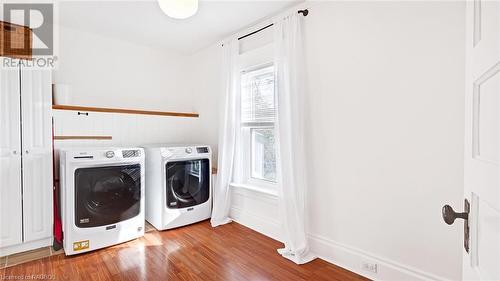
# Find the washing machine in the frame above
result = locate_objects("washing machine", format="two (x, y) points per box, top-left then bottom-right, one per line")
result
(59, 147), (145, 255)
(144, 145), (212, 230)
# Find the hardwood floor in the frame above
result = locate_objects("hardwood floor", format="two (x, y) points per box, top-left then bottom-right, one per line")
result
(1, 221), (369, 281)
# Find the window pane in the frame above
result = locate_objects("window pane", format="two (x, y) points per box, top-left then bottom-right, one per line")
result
(251, 128), (277, 182)
(241, 66), (275, 123)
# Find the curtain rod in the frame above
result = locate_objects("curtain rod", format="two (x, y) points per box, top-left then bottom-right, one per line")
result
(237, 9), (309, 41)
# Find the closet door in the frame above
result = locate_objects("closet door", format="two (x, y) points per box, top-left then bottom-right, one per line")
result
(21, 68), (53, 242)
(0, 66), (23, 248)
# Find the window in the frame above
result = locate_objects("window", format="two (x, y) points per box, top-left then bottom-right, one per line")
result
(251, 128), (276, 181)
(240, 65), (277, 184)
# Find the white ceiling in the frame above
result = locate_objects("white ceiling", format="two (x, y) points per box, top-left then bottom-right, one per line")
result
(58, 1), (302, 55)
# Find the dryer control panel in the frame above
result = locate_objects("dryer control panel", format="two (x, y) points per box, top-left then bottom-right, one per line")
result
(160, 145), (211, 159)
(196, 147), (209, 154)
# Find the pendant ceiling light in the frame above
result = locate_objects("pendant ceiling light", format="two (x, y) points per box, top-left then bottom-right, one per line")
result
(158, 0), (199, 19)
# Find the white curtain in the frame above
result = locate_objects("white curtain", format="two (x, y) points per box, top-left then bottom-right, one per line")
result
(274, 13), (316, 264)
(211, 38), (239, 227)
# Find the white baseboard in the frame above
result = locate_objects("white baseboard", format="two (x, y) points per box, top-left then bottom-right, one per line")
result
(309, 234), (451, 281)
(0, 237), (52, 257)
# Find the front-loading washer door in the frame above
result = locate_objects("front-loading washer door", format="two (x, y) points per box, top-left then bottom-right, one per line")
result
(74, 164), (141, 228)
(165, 159), (210, 209)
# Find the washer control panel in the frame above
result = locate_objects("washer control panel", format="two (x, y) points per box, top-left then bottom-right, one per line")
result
(122, 149), (141, 158)
(67, 148), (144, 162)
(105, 151), (115, 158)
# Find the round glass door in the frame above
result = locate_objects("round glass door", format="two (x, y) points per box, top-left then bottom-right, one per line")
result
(166, 159), (209, 209)
(74, 164), (141, 228)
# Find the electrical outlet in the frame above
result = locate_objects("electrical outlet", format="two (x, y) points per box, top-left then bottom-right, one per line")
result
(361, 261), (378, 274)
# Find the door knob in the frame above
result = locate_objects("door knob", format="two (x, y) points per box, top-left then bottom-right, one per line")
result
(442, 205), (468, 225)
(442, 199), (470, 253)
(25, 150), (29, 154)
(12, 150), (17, 155)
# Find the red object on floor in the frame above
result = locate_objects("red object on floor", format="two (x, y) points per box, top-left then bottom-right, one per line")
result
(52, 118), (63, 246)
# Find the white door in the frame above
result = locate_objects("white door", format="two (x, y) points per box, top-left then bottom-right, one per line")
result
(462, 1), (500, 280)
(0, 65), (23, 248)
(21, 68), (53, 243)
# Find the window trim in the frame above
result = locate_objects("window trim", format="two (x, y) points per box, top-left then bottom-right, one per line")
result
(241, 62), (274, 75)
(229, 182), (279, 198)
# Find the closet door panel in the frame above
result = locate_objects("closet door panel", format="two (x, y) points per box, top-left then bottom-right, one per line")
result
(0, 67), (23, 248)
(21, 68), (53, 242)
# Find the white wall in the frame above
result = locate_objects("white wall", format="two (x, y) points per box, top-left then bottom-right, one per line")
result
(54, 26), (193, 112)
(188, 43), (223, 160)
(52, 26), (218, 151)
(304, 2), (465, 280)
(195, 1), (465, 280)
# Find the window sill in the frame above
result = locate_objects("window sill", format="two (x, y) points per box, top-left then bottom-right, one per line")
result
(230, 182), (279, 197)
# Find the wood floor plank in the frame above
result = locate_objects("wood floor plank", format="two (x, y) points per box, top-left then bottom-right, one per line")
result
(1, 221), (370, 281)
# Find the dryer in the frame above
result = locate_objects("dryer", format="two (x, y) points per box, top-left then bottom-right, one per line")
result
(144, 145), (212, 230)
(59, 147), (145, 255)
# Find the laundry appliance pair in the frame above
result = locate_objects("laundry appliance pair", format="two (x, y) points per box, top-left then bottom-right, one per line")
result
(59, 145), (212, 255)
